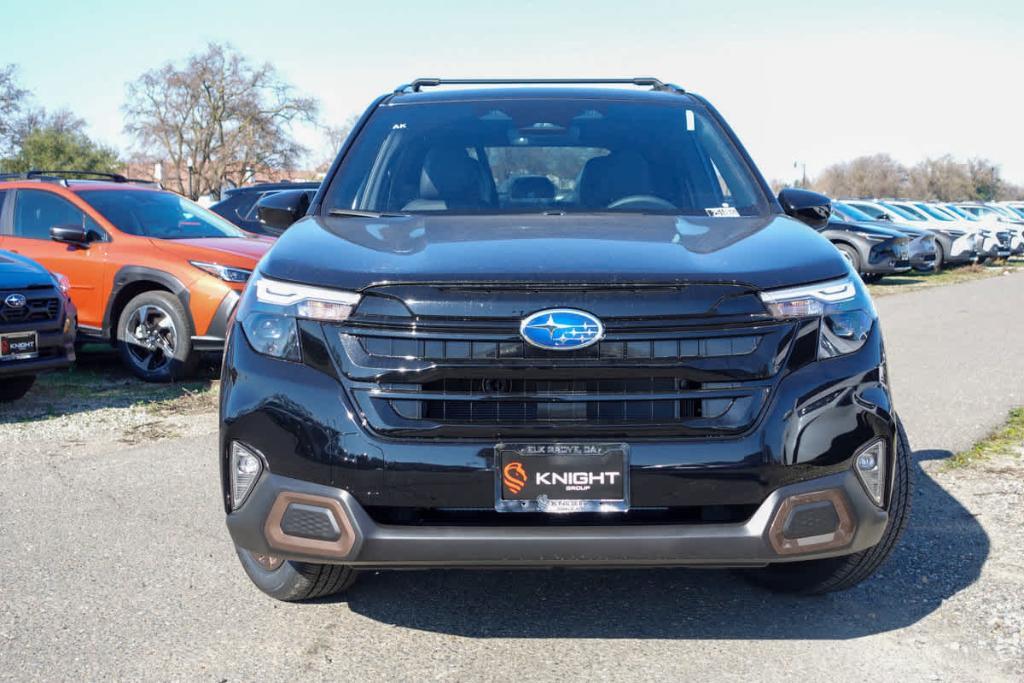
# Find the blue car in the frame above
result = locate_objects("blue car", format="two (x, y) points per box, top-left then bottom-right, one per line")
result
(0, 250), (77, 400)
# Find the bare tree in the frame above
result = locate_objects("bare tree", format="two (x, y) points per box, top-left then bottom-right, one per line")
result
(0, 64), (29, 156)
(905, 155), (974, 201)
(315, 114), (359, 173)
(123, 43), (318, 198)
(813, 154), (909, 198)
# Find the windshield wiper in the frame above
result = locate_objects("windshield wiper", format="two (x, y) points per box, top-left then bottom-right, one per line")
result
(327, 209), (408, 219)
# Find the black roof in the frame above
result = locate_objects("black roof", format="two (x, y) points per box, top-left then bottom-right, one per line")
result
(223, 181), (320, 195)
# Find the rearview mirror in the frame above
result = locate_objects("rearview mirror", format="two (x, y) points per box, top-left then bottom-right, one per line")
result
(777, 188), (831, 230)
(50, 224), (91, 246)
(256, 189), (311, 234)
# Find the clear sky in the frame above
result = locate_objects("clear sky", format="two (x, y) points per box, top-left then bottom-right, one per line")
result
(4, 0), (1023, 183)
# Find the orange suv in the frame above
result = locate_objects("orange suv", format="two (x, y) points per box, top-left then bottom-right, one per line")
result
(0, 171), (274, 381)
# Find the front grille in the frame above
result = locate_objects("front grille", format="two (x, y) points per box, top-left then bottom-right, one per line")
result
(360, 335), (759, 362)
(331, 324), (792, 440)
(365, 504), (759, 526)
(323, 284), (799, 439)
(389, 377), (705, 424)
(0, 294), (60, 323)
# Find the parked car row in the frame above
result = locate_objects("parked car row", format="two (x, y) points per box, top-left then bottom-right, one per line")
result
(826, 198), (1022, 278)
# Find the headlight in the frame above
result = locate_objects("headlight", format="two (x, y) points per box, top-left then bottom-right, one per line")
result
(853, 231), (886, 242)
(50, 272), (71, 295)
(190, 260), (252, 283)
(238, 273), (361, 361)
(759, 276), (875, 359)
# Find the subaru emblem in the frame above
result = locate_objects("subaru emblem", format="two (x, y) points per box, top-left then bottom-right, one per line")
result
(520, 309), (604, 350)
(4, 293), (27, 309)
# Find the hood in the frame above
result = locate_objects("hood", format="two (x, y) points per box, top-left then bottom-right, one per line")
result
(827, 219), (909, 240)
(871, 222), (932, 238)
(0, 250), (55, 289)
(261, 213), (849, 292)
(151, 236), (273, 266)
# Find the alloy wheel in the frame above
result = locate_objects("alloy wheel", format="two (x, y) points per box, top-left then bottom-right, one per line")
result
(124, 304), (177, 373)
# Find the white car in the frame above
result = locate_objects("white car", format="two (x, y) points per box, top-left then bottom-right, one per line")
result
(947, 204), (1016, 258)
(996, 201), (1024, 221)
(884, 200), (981, 262)
(980, 204), (1024, 255)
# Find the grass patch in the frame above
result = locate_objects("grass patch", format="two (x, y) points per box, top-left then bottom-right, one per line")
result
(871, 258), (1022, 293)
(868, 258), (1024, 297)
(945, 407), (1024, 469)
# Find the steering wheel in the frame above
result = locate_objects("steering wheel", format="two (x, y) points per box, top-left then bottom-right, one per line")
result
(607, 195), (676, 211)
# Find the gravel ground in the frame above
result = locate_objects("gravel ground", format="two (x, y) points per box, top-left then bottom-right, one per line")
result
(0, 273), (1022, 681)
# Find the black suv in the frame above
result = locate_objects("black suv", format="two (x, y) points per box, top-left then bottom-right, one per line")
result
(210, 182), (320, 236)
(0, 249), (76, 400)
(221, 78), (911, 601)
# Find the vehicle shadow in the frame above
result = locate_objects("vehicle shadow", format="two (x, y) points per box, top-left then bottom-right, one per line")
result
(0, 345), (218, 424)
(336, 448), (987, 639)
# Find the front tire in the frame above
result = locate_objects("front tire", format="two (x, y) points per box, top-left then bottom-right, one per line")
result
(741, 416), (912, 595)
(0, 375), (36, 401)
(835, 243), (862, 275)
(117, 291), (197, 382)
(235, 547), (358, 602)
(933, 241), (945, 271)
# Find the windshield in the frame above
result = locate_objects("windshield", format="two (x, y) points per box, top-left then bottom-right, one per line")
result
(987, 205), (1017, 219)
(1006, 205), (1024, 219)
(880, 202), (925, 221)
(933, 205), (968, 221)
(832, 201), (874, 222)
(943, 204), (973, 220)
(79, 190), (244, 239)
(914, 203), (953, 221)
(322, 98), (769, 217)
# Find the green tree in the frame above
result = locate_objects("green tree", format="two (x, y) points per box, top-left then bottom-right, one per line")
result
(0, 64), (30, 156)
(3, 126), (121, 174)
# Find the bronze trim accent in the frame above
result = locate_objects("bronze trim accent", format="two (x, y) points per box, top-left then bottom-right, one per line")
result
(264, 491), (356, 559)
(767, 489), (855, 556)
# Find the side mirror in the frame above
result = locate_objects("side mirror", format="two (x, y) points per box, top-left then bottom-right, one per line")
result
(777, 188), (831, 230)
(256, 189), (310, 233)
(878, 213), (892, 222)
(50, 224), (91, 246)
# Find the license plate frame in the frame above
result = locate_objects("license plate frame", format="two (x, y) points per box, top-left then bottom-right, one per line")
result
(494, 442), (629, 513)
(0, 331), (38, 361)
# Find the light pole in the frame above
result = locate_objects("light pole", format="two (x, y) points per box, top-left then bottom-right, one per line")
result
(794, 161), (808, 188)
(187, 158), (195, 199)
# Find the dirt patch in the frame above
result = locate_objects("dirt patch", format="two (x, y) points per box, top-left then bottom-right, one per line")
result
(0, 347), (218, 447)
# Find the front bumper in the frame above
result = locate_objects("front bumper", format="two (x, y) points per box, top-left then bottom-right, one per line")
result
(191, 290), (240, 352)
(0, 298), (76, 378)
(221, 301), (897, 568)
(227, 468), (888, 568)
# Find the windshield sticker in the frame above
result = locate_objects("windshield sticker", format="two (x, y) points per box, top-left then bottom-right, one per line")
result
(705, 206), (740, 217)
(685, 110), (695, 131)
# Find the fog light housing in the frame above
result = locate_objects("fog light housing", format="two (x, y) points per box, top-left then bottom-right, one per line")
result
(230, 442), (264, 510)
(854, 439), (887, 507)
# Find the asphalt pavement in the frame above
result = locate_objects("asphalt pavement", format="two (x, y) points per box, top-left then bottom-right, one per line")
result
(1, 272), (1023, 681)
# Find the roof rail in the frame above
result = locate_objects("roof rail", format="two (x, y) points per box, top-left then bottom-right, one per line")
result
(392, 77), (684, 95)
(27, 170), (130, 182)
